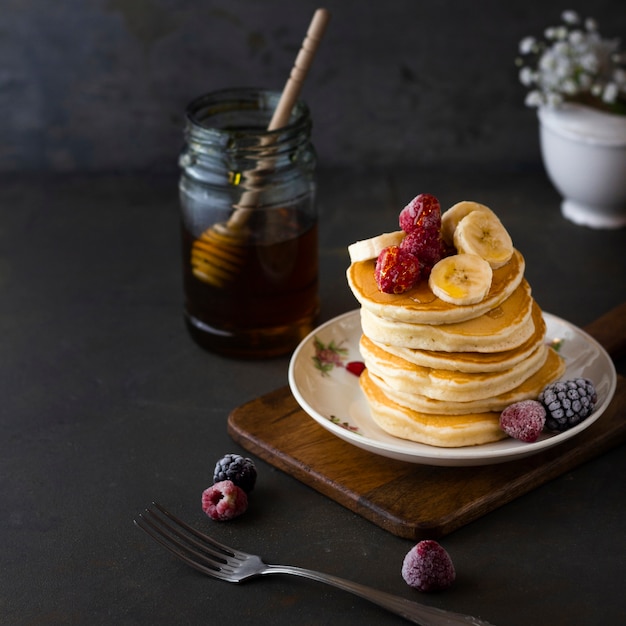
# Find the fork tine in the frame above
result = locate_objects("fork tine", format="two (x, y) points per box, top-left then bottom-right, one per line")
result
(151, 502), (247, 559)
(134, 503), (241, 580)
(134, 513), (224, 578)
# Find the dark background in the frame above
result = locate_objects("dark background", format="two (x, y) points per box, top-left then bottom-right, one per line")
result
(2, 4), (626, 626)
(3, 0), (625, 175)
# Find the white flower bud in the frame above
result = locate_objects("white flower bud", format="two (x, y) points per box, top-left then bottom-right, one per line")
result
(562, 10), (580, 25)
(519, 66), (535, 86)
(519, 36), (537, 55)
(545, 27), (558, 40)
(554, 26), (568, 41)
(568, 30), (585, 47)
(525, 91), (544, 107)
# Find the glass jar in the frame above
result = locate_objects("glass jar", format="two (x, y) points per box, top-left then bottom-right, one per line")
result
(179, 88), (319, 358)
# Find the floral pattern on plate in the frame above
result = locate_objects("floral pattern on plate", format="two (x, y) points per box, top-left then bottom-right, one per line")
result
(310, 335), (363, 434)
(312, 336), (349, 375)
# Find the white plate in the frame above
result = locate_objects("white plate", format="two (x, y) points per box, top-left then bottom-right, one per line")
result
(288, 310), (617, 466)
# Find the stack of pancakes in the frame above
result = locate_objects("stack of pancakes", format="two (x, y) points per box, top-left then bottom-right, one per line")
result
(347, 248), (565, 447)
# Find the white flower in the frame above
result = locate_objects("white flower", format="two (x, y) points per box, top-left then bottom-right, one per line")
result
(516, 10), (625, 113)
(580, 52), (599, 73)
(545, 26), (568, 41)
(555, 57), (574, 80)
(519, 36), (537, 54)
(613, 68), (626, 87)
(546, 92), (564, 107)
(519, 66), (535, 86)
(568, 30), (585, 47)
(561, 79), (578, 95)
(552, 41), (570, 57)
(603, 83), (618, 103)
(539, 50), (558, 73)
(562, 10), (580, 25)
(525, 90), (544, 108)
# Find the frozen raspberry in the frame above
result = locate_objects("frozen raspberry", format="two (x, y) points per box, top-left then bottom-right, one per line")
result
(400, 228), (445, 277)
(399, 194), (441, 234)
(202, 480), (248, 521)
(346, 361), (366, 377)
(499, 400), (546, 443)
(402, 540), (456, 592)
(214, 453), (257, 493)
(539, 378), (597, 432)
(375, 245), (420, 294)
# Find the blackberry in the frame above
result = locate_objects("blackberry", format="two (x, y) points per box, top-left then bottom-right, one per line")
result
(213, 454), (257, 493)
(539, 378), (597, 432)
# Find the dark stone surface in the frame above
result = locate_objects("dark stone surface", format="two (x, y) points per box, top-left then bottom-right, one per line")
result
(2, 1), (625, 174)
(1, 169), (625, 625)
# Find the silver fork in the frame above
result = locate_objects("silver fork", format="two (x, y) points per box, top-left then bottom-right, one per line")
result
(134, 503), (495, 626)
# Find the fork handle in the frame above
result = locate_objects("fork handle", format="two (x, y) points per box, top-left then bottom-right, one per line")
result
(261, 564), (495, 625)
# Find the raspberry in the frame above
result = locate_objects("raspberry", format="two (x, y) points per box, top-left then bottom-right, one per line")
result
(213, 453), (257, 493)
(499, 399), (546, 443)
(202, 480), (248, 521)
(399, 194), (441, 234)
(375, 246), (420, 294)
(346, 361), (366, 377)
(539, 378), (597, 432)
(402, 540), (456, 592)
(400, 228), (444, 277)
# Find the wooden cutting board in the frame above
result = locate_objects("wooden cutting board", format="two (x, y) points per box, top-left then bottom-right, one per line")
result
(228, 304), (626, 539)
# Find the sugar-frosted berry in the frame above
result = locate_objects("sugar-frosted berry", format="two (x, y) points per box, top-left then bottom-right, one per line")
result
(375, 245), (420, 294)
(202, 480), (248, 521)
(402, 540), (456, 592)
(400, 228), (445, 277)
(539, 378), (597, 432)
(499, 399), (546, 442)
(399, 194), (441, 234)
(214, 453), (257, 493)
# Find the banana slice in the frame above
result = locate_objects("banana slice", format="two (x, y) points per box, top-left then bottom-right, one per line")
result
(441, 201), (496, 246)
(429, 254), (493, 305)
(348, 231), (405, 263)
(453, 210), (514, 269)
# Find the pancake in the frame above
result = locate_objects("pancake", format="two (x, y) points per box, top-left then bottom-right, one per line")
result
(360, 335), (550, 401)
(372, 302), (547, 373)
(360, 281), (536, 352)
(365, 347), (566, 416)
(347, 248), (525, 325)
(360, 369), (506, 447)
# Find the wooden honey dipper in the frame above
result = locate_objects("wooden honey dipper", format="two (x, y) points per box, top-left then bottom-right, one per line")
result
(191, 8), (331, 288)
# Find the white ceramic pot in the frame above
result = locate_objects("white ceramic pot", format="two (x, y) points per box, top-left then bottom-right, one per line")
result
(538, 103), (626, 229)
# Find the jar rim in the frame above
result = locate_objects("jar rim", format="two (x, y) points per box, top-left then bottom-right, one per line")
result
(185, 87), (311, 138)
